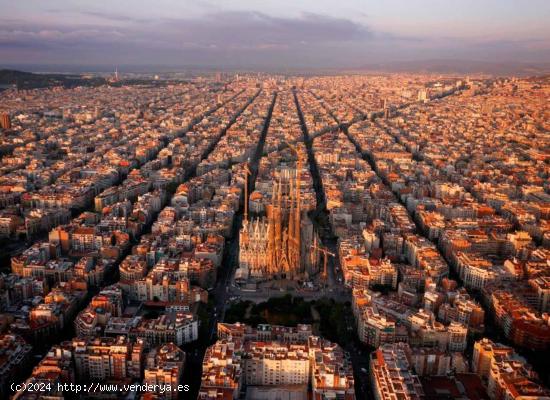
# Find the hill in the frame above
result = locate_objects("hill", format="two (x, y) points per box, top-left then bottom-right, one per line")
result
(0, 69), (106, 89)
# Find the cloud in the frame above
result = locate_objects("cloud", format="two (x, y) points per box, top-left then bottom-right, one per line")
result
(0, 10), (548, 68)
(152, 11), (373, 50)
(78, 11), (153, 24)
(0, 24), (126, 48)
(0, 11), (376, 66)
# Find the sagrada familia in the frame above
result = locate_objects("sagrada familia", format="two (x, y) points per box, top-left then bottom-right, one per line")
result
(237, 167), (320, 281)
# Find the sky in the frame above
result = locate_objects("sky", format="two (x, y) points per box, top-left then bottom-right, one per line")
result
(1, 0), (549, 70)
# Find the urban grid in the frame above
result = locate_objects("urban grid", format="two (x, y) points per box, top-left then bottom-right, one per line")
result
(0, 71), (548, 399)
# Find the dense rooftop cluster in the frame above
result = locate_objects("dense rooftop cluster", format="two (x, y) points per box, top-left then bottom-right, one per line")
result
(0, 73), (547, 399)
(200, 322), (355, 400)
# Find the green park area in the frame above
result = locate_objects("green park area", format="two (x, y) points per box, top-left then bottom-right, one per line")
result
(224, 294), (355, 345)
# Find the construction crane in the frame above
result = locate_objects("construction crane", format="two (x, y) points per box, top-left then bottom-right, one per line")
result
(311, 242), (335, 283)
(243, 161), (252, 222)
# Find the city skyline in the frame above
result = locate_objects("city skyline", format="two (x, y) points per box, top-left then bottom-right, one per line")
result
(1, 66), (549, 400)
(0, 2), (549, 399)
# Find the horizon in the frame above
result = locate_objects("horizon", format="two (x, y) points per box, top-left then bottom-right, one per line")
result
(2, 59), (550, 76)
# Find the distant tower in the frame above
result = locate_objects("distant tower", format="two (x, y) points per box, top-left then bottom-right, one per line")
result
(0, 113), (11, 130)
(114, 67), (119, 82)
(417, 89), (428, 102)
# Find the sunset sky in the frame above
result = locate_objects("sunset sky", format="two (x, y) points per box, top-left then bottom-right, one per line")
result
(1, 0), (549, 69)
